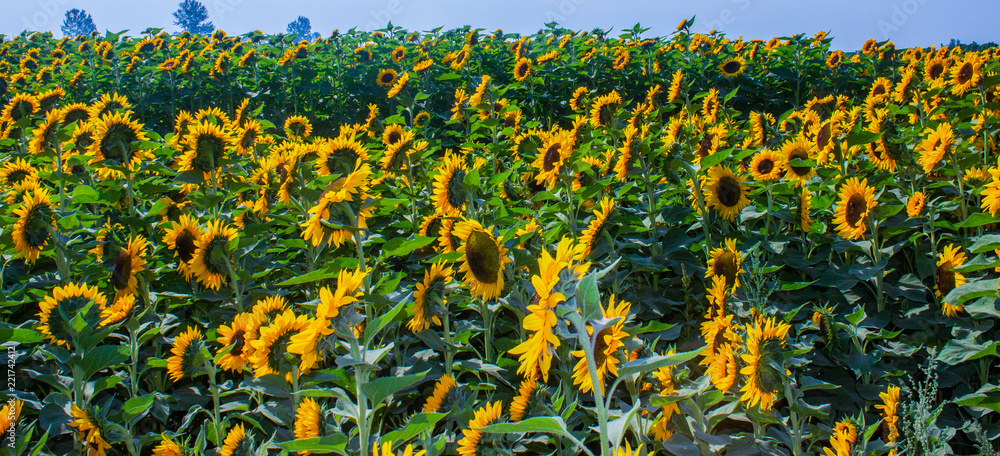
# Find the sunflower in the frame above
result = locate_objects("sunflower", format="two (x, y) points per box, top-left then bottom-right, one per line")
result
(0, 400), (22, 435)
(826, 50), (844, 69)
(301, 166), (373, 248)
(12, 186), (54, 264)
(316, 135), (368, 177)
(152, 434), (184, 456)
(589, 90), (622, 128)
(0, 158), (38, 186)
(509, 377), (538, 422)
(861, 38), (878, 55)
(432, 153), (469, 217)
(179, 121), (233, 172)
(577, 196), (614, 260)
(284, 115), (312, 141)
(916, 123), (954, 174)
(950, 52), (982, 96)
(739, 316), (791, 411)
(234, 120), (262, 156)
(70, 404), (113, 456)
(570, 295), (630, 394)
(450, 45), (471, 70)
(166, 326), (205, 382)
(252, 295), (290, 325)
(88, 92), (132, 121)
(531, 128), (574, 190)
(413, 59), (433, 72)
(613, 442), (644, 456)
(780, 136), (816, 183)
(249, 309), (312, 378)
(28, 108), (64, 155)
(409, 262), (453, 332)
(372, 441), (426, 456)
(162, 215), (202, 280)
(391, 45), (406, 62)
(380, 128), (426, 170)
(875, 385), (900, 450)
(925, 56), (947, 81)
(708, 342), (739, 392)
(512, 57), (532, 82)
(454, 221), (510, 301)
(649, 365), (680, 441)
(703, 165), (751, 222)
(833, 177), (876, 240)
(110, 234), (149, 299)
(1, 93), (39, 124)
(189, 219), (238, 291)
(569, 86), (588, 111)
(718, 57), (745, 77)
(823, 420), (859, 456)
(37, 283), (107, 348)
(797, 189), (813, 232)
(983, 167), (1000, 216)
(220, 423), (254, 456)
(906, 191), (926, 217)
(387, 72), (410, 98)
(936, 244), (967, 317)
(749, 149), (783, 181)
(457, 401), (504, 456)
(294, 397), (322, 454)
(217, 312), (260, 372)
(99, 292), (135, 328)
(706, 238), (745, 290)
(376, 68), (397, 87)
(89, 111), (150, 178)
(424, 374), (458, 413)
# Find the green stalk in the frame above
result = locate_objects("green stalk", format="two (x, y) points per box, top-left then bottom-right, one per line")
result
(578, 320), (609, 456)
(784, 381), (802, 456)
(443, 311), (454, 376)
(204, 359), (224, 446)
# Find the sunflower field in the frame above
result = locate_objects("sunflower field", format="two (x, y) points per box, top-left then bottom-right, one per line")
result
(1, 18), (1000, 456)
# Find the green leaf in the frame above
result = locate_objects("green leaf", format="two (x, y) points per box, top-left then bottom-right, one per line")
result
(846, 130), (884, 148)
(780, 280), (815, 291)
(275, 435), (348, 454)
(576, 273), (601, 321)
(607, 401), (641, 449)
(122, 394), (155, 420)
(958, 212), (1000, 228)
(937, 336), (1000, 365)
(360, 371), (427, 405)
(70, 186), (100, 204)
(480, 416), (574, 437)
(970, 234), (1000, 254)
(175, 170), (205, 184)
(380, 413), (447, 444)
(82, 345), (129, 380)
(364, 299), (408, 343)
(276, 264), (340, 287)
(0, 328), (45, 344)
(618, 347), (705, 378)
(382, 235), (436, 258)
(942, 279), (1000, 308)
(799, 376), (838, 392)
(698, 148), (730, 169)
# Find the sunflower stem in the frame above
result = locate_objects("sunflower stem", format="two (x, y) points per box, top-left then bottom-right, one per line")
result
(480, 299), (494, 363)
(54, 132), (66, 211)
(291, 365), (300, 417)
(225, 261), (244, 314)
(784, 380), (803, 456)
(350, 336), (371, 454)
(577, 318), (610, 456)
(443, 311), (454, 376)
(203, 358), (224, 446)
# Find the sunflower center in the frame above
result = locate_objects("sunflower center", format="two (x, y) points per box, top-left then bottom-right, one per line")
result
(175, 230), (197, 262)
(504, 113), (517, 128)
(716, 176), (742, 208)
(230, 330), (247, 357)
(381, 73), (394, 85)
(756, 158), (774, 175)
(7, 169), (29, 184)
(714, 252), (739, 285)
(698, 133), (715, 158)
(447, 169), (467, 208)
(111, 250), (133, 290)
(957, 63), (973, 84)
(845, 194), (867, 226)
(873, 84), (887, 97)
(929, 63), (944, 79)
(542, 144), (562, 171)
(386, 130), (402, 145)
(816, 124), (832, 148)
(465, 230), (501, 285)
(592, 325), (616, 368)
(723, 61), (741, 74)
(936, 263), (956, 295)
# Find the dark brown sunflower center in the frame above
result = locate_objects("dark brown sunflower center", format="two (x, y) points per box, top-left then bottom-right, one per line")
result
(929, 63), (944, 79)
(756, 159), (774, 175)
(592, 325), (616, 368)
(542, 144), (562, 171)
(936, 262), (956, 295)
(723, 61), (741, 74)
(111, 250), (132, 290)
(957, 63), (973, 84)
(715, 252), (739, 285)
(830, 55), (841, 65)
(65, 109), (89, 124)
(504, 113), (517, 128)
(465, 230), (501, 285)
(381, 73), (394, 84)
(873, 85), (887, 97)
(386, 130), (402, 145)
(230, 330), (247, 357)
(175, 230), (197, 262)
(845, 194), (867, 226)
(10, 101), (33, 121)
(716, 176), (741, 207)
(7, 170), (29, 184)
(516, 63), (528, 78)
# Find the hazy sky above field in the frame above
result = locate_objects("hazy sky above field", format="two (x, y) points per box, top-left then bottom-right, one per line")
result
(2, 0), (996, 50)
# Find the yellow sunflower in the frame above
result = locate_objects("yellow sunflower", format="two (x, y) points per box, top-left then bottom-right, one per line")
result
(667, 70), (684, 103)
(649, 365), (680, 441)
(163, 215), (202, 280)
(220, 423), (254, 456)
(249, 309), (312, 378)
(457, 401), (504, 456)
(234, 120), (262, 156)
(950, 52), (982, 96)
(387, 72), (410, 99)
(315, 135), (368, 177)
(703, 165), (751, 222)
(875, 386), (900, 450)
(531, 128), (574, 190)
(0, 400), (22, 436)
(99, 292), (135, 328)
(152, 434), (184, 456)
(423, 374), (458, 413)
(708, 342), (739, 392)
(589, 90), (622, 128)
(706, 238), (745, 290)
(88, 92), (132, 121)
(28, 108), (64, 155)
(37, 283), (107, 348)
(301, 166), (373, 248)
(780, 136), (817, 183)
(739, 316), (791, 411)
(916, 123), (954, 174)
(749, 149), (783, 181)
(0, 158), (39, 186)
(570, 295), (631, 394)
(294, 397), (322, 454)
(189, 219), (238, 291)
(797, 189), (813, 232)
(284, 115), (312, 141)
(391, 45), (406, 62)
(12, 186), (54, 263)
(166, 326), (205, 382)
(1, 93), (39, 124)
(409, 262), (453, 332)
(983, 167), (1000, 216)
(936, 244), (967, 317)
(88, 110), (150, 179)
(110, 234), (149, 300)
(509, 377), (538, 422)
(455, 220), (511, 301)
(513, 57), (532, 82)
(432, 153), (469, 217)
(179, 120), (234, 173)
(216, 312), (260, 373)
(577, 196), (614, 260)
(70, 404), (113, 456)
(833, 177), (876, 240)
(906, 191), (926, 217)
(376, 68), (398, 87)
(718, 57), (745, 77)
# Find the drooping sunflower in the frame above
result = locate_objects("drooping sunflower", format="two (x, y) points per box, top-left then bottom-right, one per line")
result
(833, 177), (876, 240)
(936, 244), (968, 317)
(513, 57), (532, 82)
(70, 404), (113, 456)
(577, 196), (615, 260)
(316, 135), (368, 177)
(780, 136), (817, 183)
(166, 326), (205, 382)
(916, 123), (954, 174)
(12, 186), (55, 263)
(906, 191), (926, 217)
(110, 234), (149, 299)
(423, 374), (458, 413)
(706, 238), (745, 290)
(294, 397), (322, 452)
(152, 433), (184, 456)
(950, 52), (982, 96)
(432, 153), (469, 217)
(189, 219), (238, 290)
(531, 128), (574, 189)
(571, 295), (631, 394)
(249, 309), (312, 378)
(703, 165), (751, 222)
(409, 262), (453, 332)
(284, 115), (312, 141)
(667, 69), (684, 103)
(569, 86), (588, 111)
(797, 189), (814, 232)
(37, 282), (107, 348)
(749, 149), (783, 181)
(216, 312), (260, 373)
(180, 121), (234, 173)
(739, 316), (791, 411)
(708, 341), (739, 392)
(457, 401), (504, 456)
(875, 386), (900, 450)
(387, 72), (410, 98)
(509, 377), (538, 422)
(718, 57), (745, 78)
(983, 167), (1000, 216)
(220, 423), (254, 456)
(99, 292), (135, 328)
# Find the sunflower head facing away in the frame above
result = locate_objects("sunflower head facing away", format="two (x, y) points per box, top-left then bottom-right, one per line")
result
(166, 326), (206, 382)
(190, 219), (239, 290)
(935, 244), (967, 316)
(37, 282), (108, 348)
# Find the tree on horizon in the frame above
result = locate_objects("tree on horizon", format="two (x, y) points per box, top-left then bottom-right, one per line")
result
(286, 16), (319, 41)
(61, 9), (96, 37)
(173, 0), (215, 35)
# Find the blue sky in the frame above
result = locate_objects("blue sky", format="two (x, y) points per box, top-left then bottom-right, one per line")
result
(2, 0), (996, 50)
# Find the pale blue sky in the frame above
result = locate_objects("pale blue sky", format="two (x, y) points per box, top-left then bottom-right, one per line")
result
(2, 0), (996, 50)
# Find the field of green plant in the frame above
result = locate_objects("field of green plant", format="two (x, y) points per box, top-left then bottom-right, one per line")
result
(1, 19), (1000, 456)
